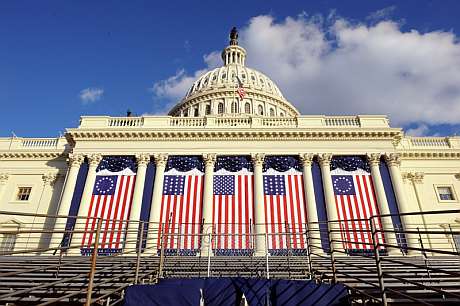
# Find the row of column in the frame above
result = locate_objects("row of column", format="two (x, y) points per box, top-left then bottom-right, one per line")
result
(52, 152), (410, 255)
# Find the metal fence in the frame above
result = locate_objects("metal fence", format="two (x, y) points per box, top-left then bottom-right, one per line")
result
(0, 209), (459, 305)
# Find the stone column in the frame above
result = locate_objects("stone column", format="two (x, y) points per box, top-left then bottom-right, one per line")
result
(49, 153), (83, 249)
(36, 173), (59, 251)
(125, 153), (150, 252)
(367, 153), (399, 254)
(0, 173), (10, 207)
(200, 153), (216, 255)
(145, 153), (168, 253)
(318, 153), (340, 252)
(72, 153), (102, 249)
(299, 154), (322, 253)
(404, 172), (431, 252)
(385, 154), (419, 253)
(251, 153), (266, 255)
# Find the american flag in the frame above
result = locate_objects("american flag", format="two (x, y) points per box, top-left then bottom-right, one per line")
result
(332, 170), (385, 252)
(236, 76), (246, 100)
(81, 156), (136, 255)
(213, 173), (254, 255)
(263, 172), (307, 254)
(158, 157), (204, 255)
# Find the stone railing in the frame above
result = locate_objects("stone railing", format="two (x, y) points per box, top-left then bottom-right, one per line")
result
(0, 137), (67, 151)
(399, 136), (460, 150)
(77, 115), (392, 129)
(108, 117), (144, 127)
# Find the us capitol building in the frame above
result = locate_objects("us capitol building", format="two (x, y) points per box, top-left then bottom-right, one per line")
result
(0, 28), (459, 257)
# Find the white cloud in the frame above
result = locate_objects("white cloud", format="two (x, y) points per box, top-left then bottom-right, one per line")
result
(405, 124), (429, 136)
(79, 87), (104, 104)
(366, 6), (396, 22)
(151, 14), (460, 127)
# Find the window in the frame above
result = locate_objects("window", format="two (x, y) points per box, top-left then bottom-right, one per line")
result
(436, 186), (456, 201)
(205, 104), (211, 115)
(258, 105), (264, 115)
(218, 102), (224, 114)
(244, 102), (251, 114)
(231, 101), (238, 113)
(269, 108), (275, 117)
(0, 234), (16, 254)
(194, 107), (199, 117)
(16, 187), (32, 201)
(183, 109), (188, 117)
(222, 73), (226, 79)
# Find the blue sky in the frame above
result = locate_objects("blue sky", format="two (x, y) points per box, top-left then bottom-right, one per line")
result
(2, 0), (460, 137)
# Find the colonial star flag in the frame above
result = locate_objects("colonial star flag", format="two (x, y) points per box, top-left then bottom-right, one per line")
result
(158, 166), (204, 255)
(332, 168), (385, 252)
(213, 166), (254, 255)
(81, 156), (136, 255)
(263, 168), (307, 255)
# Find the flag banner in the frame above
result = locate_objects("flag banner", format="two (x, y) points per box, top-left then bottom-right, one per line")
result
(158, 156), (204, 256)
(213, 156), (254, 256)
(81, 156), (136, 256)
(331, 156), (386, 255)
(236, 76), (246, 100)
(263, 156), (307, 256)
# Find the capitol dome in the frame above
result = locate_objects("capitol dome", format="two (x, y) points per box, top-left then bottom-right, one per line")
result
(168, 28), (300, 117)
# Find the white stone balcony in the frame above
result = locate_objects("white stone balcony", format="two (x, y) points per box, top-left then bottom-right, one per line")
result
(77, 115), (391, 129)
(0, 137), (68, 151)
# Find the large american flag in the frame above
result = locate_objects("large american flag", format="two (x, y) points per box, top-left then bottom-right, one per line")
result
(213, 172), (254, 255)
(236, 76), (246, 100)
(263, 171), (307, 255)
(81, 157), (136, 256)
(332, 169), (385, 252)
(158, 161), (204, 256)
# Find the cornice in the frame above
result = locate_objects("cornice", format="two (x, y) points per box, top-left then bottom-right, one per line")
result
(398, 151), (460, 159)
(66, 129), (401, 142)
(0, 152), (66, 160)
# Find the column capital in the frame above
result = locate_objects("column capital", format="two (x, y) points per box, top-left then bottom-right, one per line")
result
(299, 153), (315, 166)
(402, 171), (424, 184)
(87, 153), (103, 167)
(153, 153), (168, 167)
(135, 153), (151, 167)
(385, 153), (401, 167)
(203, 153), (217, 167)
(0, 173), (9, 185)
(318, 153), (332, 167)
(366, 153), (381, 167)
(42, 173), (59, 187)
(251, 153), (265, 166)
(67, 153), (84, 167)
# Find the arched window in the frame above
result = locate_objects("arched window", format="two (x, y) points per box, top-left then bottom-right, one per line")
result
(231, 101), (238, 113)
(183, 108), (189, 117)
(205, 104), (211, 115)
(258, 105), (264, 115)
(269, 108), (275, 117)
(218, 102), (224, 114)
(194, 107), (199, 117)
(244, 102), (251, 114)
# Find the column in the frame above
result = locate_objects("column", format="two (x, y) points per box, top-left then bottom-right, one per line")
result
(200, 153), (216, 255)
(49, 153), (83, 249)
(71, 153), (102, 250)
(367, 153), (399, 254)
(251, 153), (266, 255)
(36, 173), (59, 252)
(299, 154), (322, 253)
(145, 153), (168, 253)
(385, 154), (421, 254)
(318, 153), (340, 252)
(125, 153), (150, 252)
(0, 173), (9, 207)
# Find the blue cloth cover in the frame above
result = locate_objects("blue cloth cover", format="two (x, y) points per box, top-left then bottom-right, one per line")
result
(124, 278), (348, 306)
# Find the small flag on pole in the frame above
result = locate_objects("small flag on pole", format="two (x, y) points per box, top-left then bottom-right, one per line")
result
(236, 76), (246, 100)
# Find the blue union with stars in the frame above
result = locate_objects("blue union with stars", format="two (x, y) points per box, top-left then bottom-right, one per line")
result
(163, 175), (185, 195)
(93, 176), (117, 195)
(332, 175), (356, 195)
(263, 175), (286, 195)
(214, 175), (235, 195)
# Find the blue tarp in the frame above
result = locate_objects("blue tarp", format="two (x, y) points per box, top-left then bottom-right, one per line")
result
(124, 278), (348, 306)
